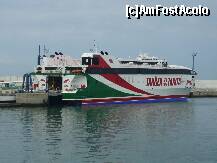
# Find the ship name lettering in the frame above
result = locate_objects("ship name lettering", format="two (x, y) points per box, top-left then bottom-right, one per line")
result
(146, 77), (181, 86)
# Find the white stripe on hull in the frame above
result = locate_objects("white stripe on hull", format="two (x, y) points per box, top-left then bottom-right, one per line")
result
(89, 74), (143, 96)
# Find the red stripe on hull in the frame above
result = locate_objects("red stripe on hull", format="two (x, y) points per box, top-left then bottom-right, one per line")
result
(101, 74), (152, 95)
(89, 55), (152, 95)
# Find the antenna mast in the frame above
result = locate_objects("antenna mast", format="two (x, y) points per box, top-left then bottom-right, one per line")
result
(39, 45), (41, 56)
(93, 40), (98, 53)
(37, 45), (41, 65)
(43, 45), (46, 56)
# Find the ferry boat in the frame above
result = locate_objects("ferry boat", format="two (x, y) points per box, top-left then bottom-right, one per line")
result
(30, 49), (196, 105)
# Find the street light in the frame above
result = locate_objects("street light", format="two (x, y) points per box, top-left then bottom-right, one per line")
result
(192, 52), (197, 71)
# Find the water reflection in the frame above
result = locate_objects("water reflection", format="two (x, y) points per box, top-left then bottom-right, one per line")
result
(78, 102), (194, 161)
(19, 107), (64, 162)
(20, 109), (34, 162)
(84, 109), (117, 158)
(2, 99), (217, 163)
(21, 109), (33, 145)
(45, 107), (63, 161)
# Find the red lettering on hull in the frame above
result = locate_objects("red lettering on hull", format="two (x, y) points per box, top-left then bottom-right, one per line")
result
(146, 77), (182, 87)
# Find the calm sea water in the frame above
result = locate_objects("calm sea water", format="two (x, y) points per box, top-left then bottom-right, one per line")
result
(0, 98), (217, 163)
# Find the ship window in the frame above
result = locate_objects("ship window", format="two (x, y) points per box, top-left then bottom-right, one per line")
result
(162, 62), (168, 67)
(147, 62), (158, 65)
(45, 67), (58, 70)
(85, 67), (192, 75)
(5, 83), (9, 88)
(109, 59), (113, 63)
(92, 57), (99, 65)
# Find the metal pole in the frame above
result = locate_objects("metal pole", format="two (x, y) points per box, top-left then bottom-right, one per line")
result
(38, 45), (41, 65)
(192, 52), (197, 70)
(44, 45), (46, 56)
(192, 55), (194, 70)
(39, 45), (41, 56)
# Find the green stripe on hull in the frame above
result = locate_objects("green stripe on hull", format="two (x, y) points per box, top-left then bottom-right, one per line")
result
(63, 74), (137, 99)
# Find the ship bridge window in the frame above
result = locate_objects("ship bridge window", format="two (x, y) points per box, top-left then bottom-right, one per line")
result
(92, 57), (99, 65)
(82, 57), (99, 65)
(82, 57), (92, 65)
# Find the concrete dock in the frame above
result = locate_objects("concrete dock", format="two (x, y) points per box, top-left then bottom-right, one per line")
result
(192, 80), (217, 97)
(16, 93), (48, 106)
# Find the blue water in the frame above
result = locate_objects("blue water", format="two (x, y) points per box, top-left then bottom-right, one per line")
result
(0, 98), (217, 163)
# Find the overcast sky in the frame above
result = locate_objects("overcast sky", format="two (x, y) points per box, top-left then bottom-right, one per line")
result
(0, 0), (216, 79)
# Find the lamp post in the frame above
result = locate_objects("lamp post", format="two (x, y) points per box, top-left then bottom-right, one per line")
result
(192, 52), (197, 71)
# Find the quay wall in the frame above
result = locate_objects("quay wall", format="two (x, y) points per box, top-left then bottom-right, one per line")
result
(193, 80), (217, 97)
(195, 80), (217, 89)
(16, 93), (48, 105)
